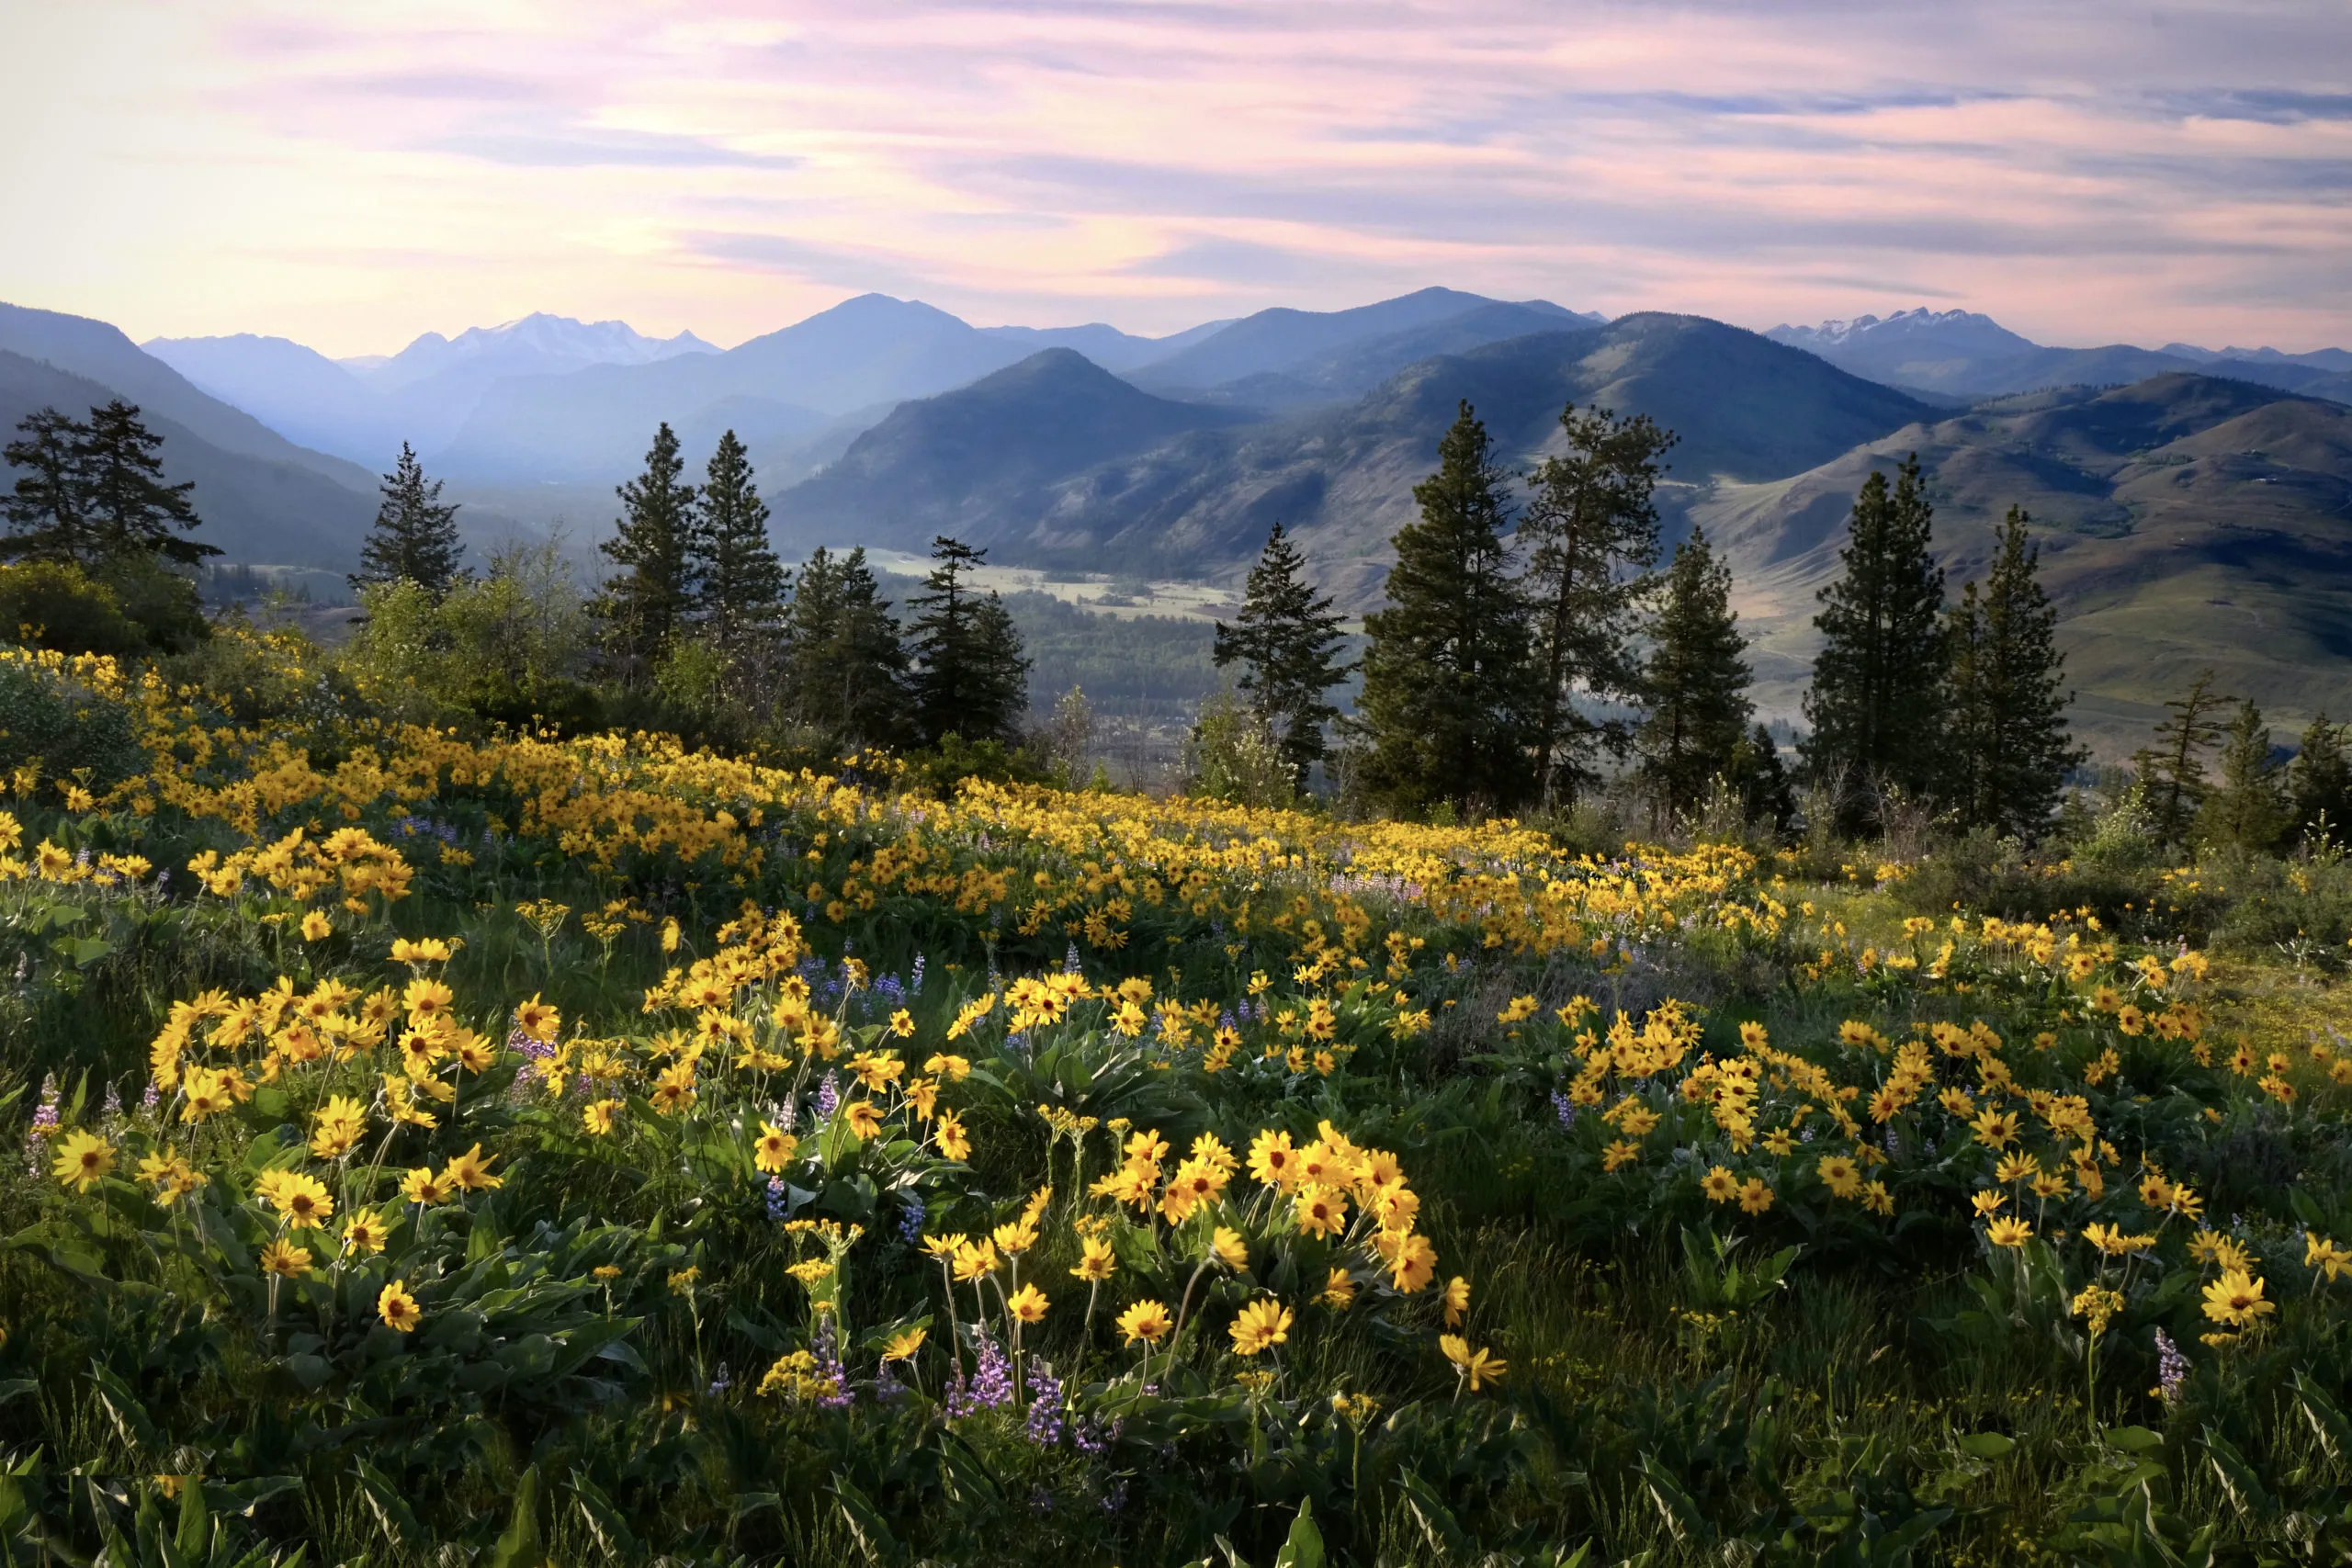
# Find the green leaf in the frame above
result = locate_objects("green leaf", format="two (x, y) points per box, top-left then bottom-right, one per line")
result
(1956, 1432), (2017, 1460)
(1272, 1500), (1324, 1568)
(483, 1465), (542, 1568)
(173, 1473), (209, 1562)
(830, 1475), (899, 1564)
(2104, 1426), (2165, 1453)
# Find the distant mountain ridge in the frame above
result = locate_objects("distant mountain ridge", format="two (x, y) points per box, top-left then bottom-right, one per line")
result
(1769, 309), (2352, 404)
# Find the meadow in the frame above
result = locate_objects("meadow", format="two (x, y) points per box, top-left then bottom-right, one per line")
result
(4, 634), (2351, 1566)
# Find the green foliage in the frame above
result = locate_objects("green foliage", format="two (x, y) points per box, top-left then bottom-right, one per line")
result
(0, 559), (147, 657)
(595, 422), (698, 679)
(1185, 689), (1295, 808)
(1948, 507), (2082, 839)
(2133, 671), (2232, 846)
(1802, 455), (1948, 825)
(1637, 526), (1751, 823)
(779, 546), (910, 754)
(4, 400), (219, 569)
(1521, 401), (1676, 807)
(0, 656), (143, 792)
(1214, 524), (1351, 788)
(1356, 400), (1541, 817)
(345, 540), (598, 727)
(2290, 714), (2352, 847)
(2199, 700), (2290, 853)
(353, 442), (466, 599)
(908, 537), (1032, 749)
(691, 428), (788, 695)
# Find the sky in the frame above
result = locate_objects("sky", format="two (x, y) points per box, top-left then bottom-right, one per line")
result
(3, 1), (2347, 356)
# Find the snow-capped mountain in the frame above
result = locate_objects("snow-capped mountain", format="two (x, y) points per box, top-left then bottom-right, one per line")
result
(350, 312), (718, 389)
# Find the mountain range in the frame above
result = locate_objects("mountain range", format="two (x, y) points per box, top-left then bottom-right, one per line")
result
(4, 287), (2349, 750)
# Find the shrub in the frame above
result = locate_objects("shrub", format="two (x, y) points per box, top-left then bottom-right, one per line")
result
(0, 561), (146, 658)
(0, 653), (144, 792)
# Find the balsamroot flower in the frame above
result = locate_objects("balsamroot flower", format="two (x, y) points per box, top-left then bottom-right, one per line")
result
(2201, 1269), (2275, 1329)
(1116, 1299), (1172, 1345)
(1228, 1299), (1292, 1356)
(378, 1280), (423, 1333)
(1440, 1333), (1507, 1391)
(51, 1130), (112, 1191)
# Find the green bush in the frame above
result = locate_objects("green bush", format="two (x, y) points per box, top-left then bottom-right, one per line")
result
(0, 561), (147, 658)
(0, 657), (144, 792)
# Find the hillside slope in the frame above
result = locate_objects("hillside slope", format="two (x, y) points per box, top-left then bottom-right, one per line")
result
(775, 315), (1929, 604)
(0, 303), (375, 492)
(0, 350), (376, 568)
(1692, 374), (2352, 749)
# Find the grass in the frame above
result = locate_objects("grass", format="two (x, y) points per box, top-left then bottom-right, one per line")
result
(2, 640), (2352, 1564)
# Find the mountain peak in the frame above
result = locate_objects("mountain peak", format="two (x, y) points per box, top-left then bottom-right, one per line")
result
(1768, 308), (2032, 353)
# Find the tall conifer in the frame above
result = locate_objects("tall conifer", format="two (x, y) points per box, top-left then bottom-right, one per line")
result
(2200, 700), (2290, 851)
(1213, 522), (1351, 788)
(909, 536), (1030, 747)
(1800, 455), (1947, 823)
(783, 546), (910, 751)
(2132, 671), (2230, 843)
(354, 443), (464, 597)
(595, 423), (697, 679)
(2290, 714), (2352, 842)
(1355, 401), (1540, 816)
(691, 429), (788, 682)
(1521, 404), (1676, 806)
(1636, 526), (1751, 820)
(1945, 507), (2081, 837)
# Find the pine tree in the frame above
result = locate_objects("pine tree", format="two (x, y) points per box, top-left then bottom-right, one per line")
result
(908, 536), (1029, 747)
(2289, 713), (2352, 843)
(595, 423), (697, 679)
(354, 443), (465, 597)
(691, 430), (789, 683)
(2, 408), (90, 563)
(1355, 401), (1541, 816)
(1521, 403), (1676, 806)
(2199, 700), (2290, 852)
(781, 547), (910, 752)
(1800, 455), (1947, 824)
(2132, 670), (2231, 844)
(78, 400), (214, 566)
(1636, 526), (1751, 821)
(1728, 724), (1798, 835)
(1212, 523), (1351, 789)
(1945, 507), (2082, 837)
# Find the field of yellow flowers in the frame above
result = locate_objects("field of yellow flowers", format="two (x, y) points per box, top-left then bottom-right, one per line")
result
(3, 641), (2351, 1566)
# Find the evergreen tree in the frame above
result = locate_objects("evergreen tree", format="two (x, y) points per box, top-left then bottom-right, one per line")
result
(1800, 455), (1947, 824)
(1728, 724), (1798, 835)
(4, 401), (213, 567)
(1636, 526), (1751, 821)
(1355, 401), (1541, 816)
(690, 430), (789, 682)
(1945, 507), (2082, 837)
(2132, 671), (2230, 844)
(595, 423), (697, 679)
(781, 547), (910, 752)
(2, 408), (89, 563)
(1212, 522), (1351, 789)
(908, 536), (1030, 747)
(2290, 713), (2352, 843)
(354, 443), (465, 597)
(2199, 700), (2290, 852)
(1521, 403), (1676, 806)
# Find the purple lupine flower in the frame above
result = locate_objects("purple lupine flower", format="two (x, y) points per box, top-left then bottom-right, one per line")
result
(766, 1176), (789, 1222)
(141, 1082), (160, 1111)
(812, 1324), (853, 1409)
(1025, 1361), (1066, 1445)
(28, 1076), (60, 1141)
(1552, 1089), (1577, 1130)
(2154, 1328), (2190, 1405)
(814, 1072), (841, 1121)
(1101, 1481), (1129, 1514)
(910, 954), (926, 994)
(707, 1362), (732, 1396)
(874, 1360), (909, 1403)
(947, 1330), (1014, 1417)
(1064, 942), (1081, 975)
(899, 1194), (926, 1243)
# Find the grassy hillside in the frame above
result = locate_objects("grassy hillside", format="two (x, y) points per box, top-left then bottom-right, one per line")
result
(1693, 375), (2352, 750)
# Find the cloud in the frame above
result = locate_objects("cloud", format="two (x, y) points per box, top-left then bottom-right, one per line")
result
(431, 125), (799, 169)
(8, 0), (2347, 355)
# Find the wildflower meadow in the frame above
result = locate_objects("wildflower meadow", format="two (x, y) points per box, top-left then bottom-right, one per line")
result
(4, 636), (2352, 1565)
